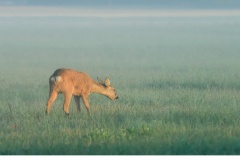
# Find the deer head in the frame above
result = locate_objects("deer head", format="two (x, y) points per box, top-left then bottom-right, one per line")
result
(97, 77), (119, 100)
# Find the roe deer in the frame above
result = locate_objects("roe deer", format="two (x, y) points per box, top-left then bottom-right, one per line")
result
(46, 68), (119, 115)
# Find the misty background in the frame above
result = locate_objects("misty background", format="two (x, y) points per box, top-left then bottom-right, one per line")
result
(0, 0), (240, 9)
(0, 0), (240, 83)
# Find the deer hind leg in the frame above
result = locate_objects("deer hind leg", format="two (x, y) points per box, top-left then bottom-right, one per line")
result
(46, 90), (58, 114)
(74, 96), (81, 113)
(82, 95), (91, 116)
(63, 93), (72, 115)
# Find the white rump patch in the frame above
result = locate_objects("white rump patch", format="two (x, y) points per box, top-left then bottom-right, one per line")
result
(50, 76), (62, 82)
(50, 76), (55, 82)
(56, 76), (62, 82)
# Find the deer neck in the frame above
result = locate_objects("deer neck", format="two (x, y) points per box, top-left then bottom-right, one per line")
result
(91, 81), (107, 95)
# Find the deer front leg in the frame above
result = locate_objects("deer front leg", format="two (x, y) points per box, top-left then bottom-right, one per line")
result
(82, 95), (91, 116)
(63, 93), (72, 115)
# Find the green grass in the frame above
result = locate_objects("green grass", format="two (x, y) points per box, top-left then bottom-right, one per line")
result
(1, 14), (240, 155)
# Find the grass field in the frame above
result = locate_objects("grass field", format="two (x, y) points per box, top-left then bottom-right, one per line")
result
(1, 9), (240, 155)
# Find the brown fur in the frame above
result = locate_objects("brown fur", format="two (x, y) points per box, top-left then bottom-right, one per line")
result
(46, 68), (118, 115)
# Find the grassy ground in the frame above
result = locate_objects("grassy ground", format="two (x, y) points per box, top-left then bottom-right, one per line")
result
(0, 13), (240, 155)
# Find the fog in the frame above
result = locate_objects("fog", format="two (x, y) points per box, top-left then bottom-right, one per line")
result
(0, 0), (240, 9)
(0, 6), (240, 18)
(0, 0), (240, 18)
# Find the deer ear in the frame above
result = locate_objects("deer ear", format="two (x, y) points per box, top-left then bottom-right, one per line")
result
(97, 77), (104, 84)
(105, 77), (111, 86)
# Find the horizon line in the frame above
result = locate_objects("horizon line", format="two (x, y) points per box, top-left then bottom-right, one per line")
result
(0, 6), (240, 17)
